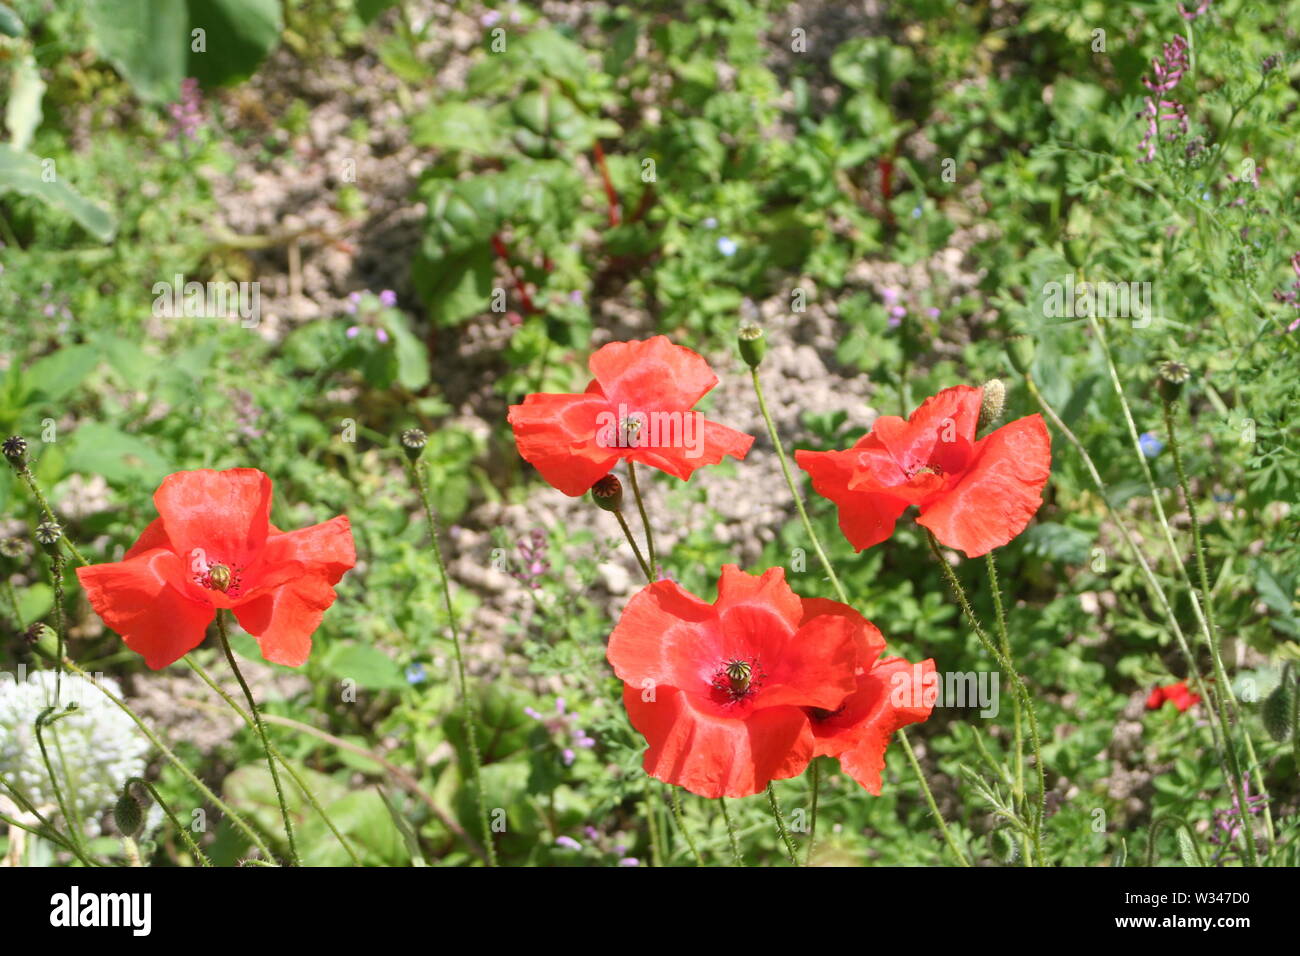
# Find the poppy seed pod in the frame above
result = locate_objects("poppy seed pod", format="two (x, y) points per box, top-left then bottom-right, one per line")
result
(738, 325), (767, 369)
(590, 474), (624, 512)
(2, 435), (28, 467)
(34, 520), (62, 556)
(400, 428), (428, 462)
(1156, 360), (1191, 403)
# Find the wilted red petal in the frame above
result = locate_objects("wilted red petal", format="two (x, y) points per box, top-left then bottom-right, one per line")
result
(75, 549), (214, 670)
(916, 414), (1051, 557)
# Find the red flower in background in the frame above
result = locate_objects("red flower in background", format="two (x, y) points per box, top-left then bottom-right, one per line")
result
(77, 469), (354, 670)
(507, 336), (753, 496)
(1146, 681), (1200, 712)
(795, 385), (1050, 557)
(606, 565), (932, 798)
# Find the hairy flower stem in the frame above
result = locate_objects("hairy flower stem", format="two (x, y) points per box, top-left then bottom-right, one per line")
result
(806, 759), (820, 865)
(215, 612), (299, 866)
(985, 554), (1026, 804)
(60, 657), (277, 861)
(719, 797), (745, 865)
(767, 783), (799, 864)
(646, 782), (664, 866)
(626, 460), (657, 576)
(48, 552), (66, 705)
(613, 510), (653, 582)
(127, 777), (212, 867)
(408, 459), (497, 866)
(748, 365), (969, 866)
(184, 657), (363, 866)
(1088, 314), (1258, 866)
(924, 531), (1046, 866)
(33, 709), (96, 866)
(669, 787), (705, 865)
(1160, 397), (1274, 848)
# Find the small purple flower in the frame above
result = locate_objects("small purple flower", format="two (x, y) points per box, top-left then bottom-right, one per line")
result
(555, 836), (581, 851)
(569, 289), (584, 305)
(1139, 432), (1164, 458)
(926, 307), (941, 319)
(524, 706), (542, 720)
(881, 287), (901, 305)
(556, 697), (566, 714)
(482, 11), (502, 27)
(562, 748), (576, 766)
(379, 289), (397, 307)
(346, 325), (360, 339)
(717, 236), (737, 257)
(890, 305), (907, 320)
(584, 826), (600, 841)
(618, 857), (640, 867)
(375, 327), (390, 344)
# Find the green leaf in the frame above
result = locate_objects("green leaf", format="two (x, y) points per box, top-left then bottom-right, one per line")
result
(321, 643), (408, 692)
(0, 145), (116, 242)
(64, 423), (171, 486)
(414, 246), (495, 327)
(187, 0), (284, 90)
(83, 0), (188, 103)
(26, 344), (101, 404)
(410, 102), (500, 156)
(0, 3), (24, 37)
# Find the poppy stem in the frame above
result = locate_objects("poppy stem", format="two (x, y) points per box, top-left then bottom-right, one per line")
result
(749, 364), (970, 866)
(33, 709), (97, 867)
(408, 459), (498, 866)
(184, 657), (364, 866)
(12, 465), (90, 567)
(645, 782), (664, 866)
(1160, 394), (1275, 850)
(613, 510), (654, 582)
(924, 530), (1046, 866)
(805, 759), (819, 865)
(49, 551), (65, 706)
(626, 461), (657, 577)
(60, 656), (279, 862)
(215, 610), (300, 866)
(984, 553), (1025, 805)
(127, 776), (213, 867)
(766, 783), (799, 864)
(669, 787), (705, 865)
(1088, 313), (1259, 866)
(719, 797), (745, 865)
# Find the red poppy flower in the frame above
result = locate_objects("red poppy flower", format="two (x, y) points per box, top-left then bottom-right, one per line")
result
(608, 565), (886, 798)
(507, 336), (754, 496)
(794, 385), (1050, 557)
(808, 656), (937, 794)
(1146, 681), (1200, 712)
(76, 469), (355, 670)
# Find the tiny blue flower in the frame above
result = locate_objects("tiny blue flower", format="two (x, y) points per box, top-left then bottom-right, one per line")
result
(703, 217), (718, 229)
(1139, 431), (1164, 458)
(911, 205), (923, 219)
(717, 236), (737, 256)
(405, 663), (427, 685)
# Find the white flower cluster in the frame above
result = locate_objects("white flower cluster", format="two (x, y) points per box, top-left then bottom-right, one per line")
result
(0, 668), (151, 837)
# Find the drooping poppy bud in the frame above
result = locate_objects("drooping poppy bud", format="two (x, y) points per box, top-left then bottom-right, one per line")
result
(590, 474), (623, 512)
(113, 784), (144, 837)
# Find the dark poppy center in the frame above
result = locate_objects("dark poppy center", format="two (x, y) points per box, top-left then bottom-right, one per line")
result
(195, 561), (243, 596)
(710, 658), (763, 704)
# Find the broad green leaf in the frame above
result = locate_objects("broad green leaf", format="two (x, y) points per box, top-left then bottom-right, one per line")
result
(64, 422), (171, 486)
(83, 0), (188, 103)
(0, 145), (116, 242)
(321, 642), (408, 692)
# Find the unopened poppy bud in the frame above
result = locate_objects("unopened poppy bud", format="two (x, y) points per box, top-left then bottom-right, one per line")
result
(113, 786), (144, 837)
(25, 622), (57, 658)
(737, 325), (766, 369)
(2, 435), (28, 467)
(1156, 360), (1191, 403)
(1262, 674), (1293, 743)
(208, 563), (232, 592)
(1005, 334), (1036, 375)
(978, 379), (1006, 432)
(34, 520), (62, 556)
(400, 428), (427, 462)
(590, 474), (623, 512)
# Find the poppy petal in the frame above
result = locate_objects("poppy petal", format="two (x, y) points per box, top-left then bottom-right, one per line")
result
(233, 574), (338, 667)
(626, 417), (753, 481)
(153, 468), (273, 569)
(508, 392), (620, 496)
(588, 336), (718, 411)
(795, 447), (910, 551)
(75, 549), (214, 670)
(916, 414), (1051, 556)
(623, 683), (814, 798)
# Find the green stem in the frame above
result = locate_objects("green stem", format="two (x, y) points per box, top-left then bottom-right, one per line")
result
(215, 612), (299, 866)
(766, 783), (798, 864)
(806, 758), (820, 866)
(613, 510), (653, 582)
(748, 363), (968, 865)
(669, 787), (705, 865)
(924, 531), (1046, 866)
(33, 710), (97, 866)
(49, 552), (65, 704)
(183, 657), (363, 866)
(128, 777), (212, 867)
(645, 783), (663, 866)
(409, 459), (497, 866)
(985, 553), (1025, 804)
(1088, 314), (1257, 866)
(14, 466), (89, 566)
(626, 460), (657, 577)
(1160, 397), (1274, 849)
(719, 797), (744, 866)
